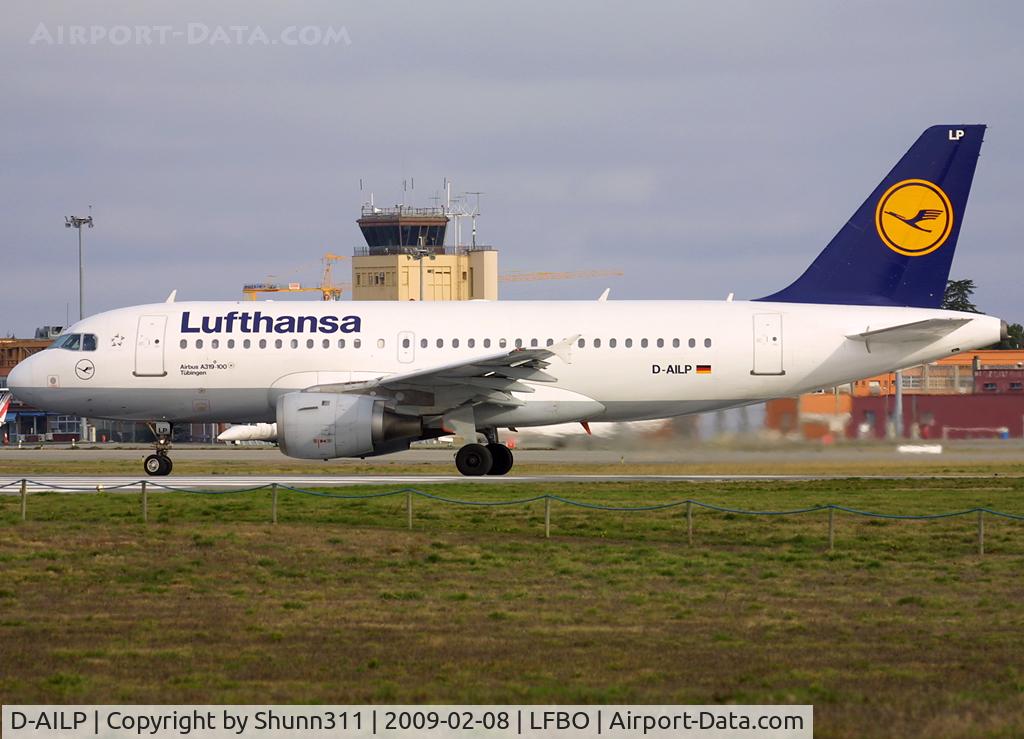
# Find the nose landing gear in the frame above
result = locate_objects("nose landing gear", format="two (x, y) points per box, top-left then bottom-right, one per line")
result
(143, 421), (174, 476)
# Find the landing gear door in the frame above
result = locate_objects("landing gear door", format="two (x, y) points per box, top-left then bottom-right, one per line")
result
(397, 331), (415, 363)
(751, 313), (785, 376)
(135, 315), (168, 377)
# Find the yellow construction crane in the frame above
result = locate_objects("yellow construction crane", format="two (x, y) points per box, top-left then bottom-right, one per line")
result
(243, 253), (349, 301)
(499, 269), (623, 283)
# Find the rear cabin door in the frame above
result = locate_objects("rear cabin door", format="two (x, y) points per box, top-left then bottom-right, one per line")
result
(751, 313), (785, 376)
(397, 331), (415, 363)
(134, 315), (168, 377)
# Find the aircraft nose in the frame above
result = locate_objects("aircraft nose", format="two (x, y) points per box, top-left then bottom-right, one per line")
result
(7, 356), (36, 398)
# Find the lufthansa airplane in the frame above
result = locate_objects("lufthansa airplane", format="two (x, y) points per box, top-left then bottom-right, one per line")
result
(7, 125), (1007, 476)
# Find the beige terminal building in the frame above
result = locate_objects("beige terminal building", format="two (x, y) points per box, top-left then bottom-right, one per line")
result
(350, 203), (498, 301)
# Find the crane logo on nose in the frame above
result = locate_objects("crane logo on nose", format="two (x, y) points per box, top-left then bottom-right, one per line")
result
(875, 179), (953, 257)
(75, 359), (95, 381)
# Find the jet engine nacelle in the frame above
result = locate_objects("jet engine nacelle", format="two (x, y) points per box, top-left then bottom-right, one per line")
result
(276, 392), (423, 459)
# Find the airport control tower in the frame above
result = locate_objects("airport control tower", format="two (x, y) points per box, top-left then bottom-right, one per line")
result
(351, 189), (498, 301)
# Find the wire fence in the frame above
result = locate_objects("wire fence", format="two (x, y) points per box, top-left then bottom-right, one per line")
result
(3, 478), (1022, 555)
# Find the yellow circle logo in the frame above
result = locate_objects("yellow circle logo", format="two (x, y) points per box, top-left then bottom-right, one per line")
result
(875, 179), (954, 257)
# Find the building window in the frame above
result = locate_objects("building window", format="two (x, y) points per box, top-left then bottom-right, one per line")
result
(1009, 382), (1022, 392)
(983, 383), (997, 392)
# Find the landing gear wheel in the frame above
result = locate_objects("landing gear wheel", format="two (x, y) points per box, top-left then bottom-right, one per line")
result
(456, 443), (493, 476)
(486, 443), (514, 476)
(144, 454), (172, 476)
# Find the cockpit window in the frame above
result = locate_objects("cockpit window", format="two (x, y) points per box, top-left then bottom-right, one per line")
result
(49, 333), (98, 351)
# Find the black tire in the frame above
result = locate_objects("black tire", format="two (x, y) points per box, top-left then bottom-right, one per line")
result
(486, 443), (514, 475)
(456, 443), (493, 476)
(144, 454), (163, 476)
(160, 456), (173, 476)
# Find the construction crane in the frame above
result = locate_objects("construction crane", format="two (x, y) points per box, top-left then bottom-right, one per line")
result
(499, 269), (623, 283)
(243, 253), (349, 301)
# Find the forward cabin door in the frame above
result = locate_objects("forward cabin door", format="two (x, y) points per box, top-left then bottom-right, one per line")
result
(397, 331), (415, 363)
(751, 313), (785, 376)
(134, 315), (168, 377)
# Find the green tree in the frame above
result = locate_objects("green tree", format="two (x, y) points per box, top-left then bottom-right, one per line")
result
(942, 279), (980, 313)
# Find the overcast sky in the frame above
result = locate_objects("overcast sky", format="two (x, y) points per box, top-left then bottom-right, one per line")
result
(2, 1), (1021, 337)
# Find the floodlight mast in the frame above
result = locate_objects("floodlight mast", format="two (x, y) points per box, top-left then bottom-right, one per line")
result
(64, 212), (94, 320)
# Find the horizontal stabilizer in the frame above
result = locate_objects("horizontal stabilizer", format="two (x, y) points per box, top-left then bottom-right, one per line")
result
(846, 317), (972, 344)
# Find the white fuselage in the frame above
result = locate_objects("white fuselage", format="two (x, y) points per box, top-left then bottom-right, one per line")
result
(7, 299), (1002, 430)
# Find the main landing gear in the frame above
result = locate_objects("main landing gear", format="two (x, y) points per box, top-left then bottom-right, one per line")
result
(455, 429), (514, 477)
(143, 421), (174, 476)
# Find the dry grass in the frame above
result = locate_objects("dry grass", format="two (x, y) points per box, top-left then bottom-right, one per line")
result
(2, 479), (1024, 738)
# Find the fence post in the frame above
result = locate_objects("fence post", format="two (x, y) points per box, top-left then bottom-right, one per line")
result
(141, 480), (148, 524)
(686, 500), (693, 546)
(977, 509), (984, 556)
(20, 478), (27, 522)
(406, 490), (413, 530)
(544, 497), (551, 539)
(828, 507), (835, 553)
(272, 483), (278, 525)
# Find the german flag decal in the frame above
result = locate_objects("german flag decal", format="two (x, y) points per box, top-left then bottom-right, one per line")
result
(696, 365), (712, 374)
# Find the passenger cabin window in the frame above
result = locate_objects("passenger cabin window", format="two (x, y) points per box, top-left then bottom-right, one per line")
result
(609, 339), (617, 348)
(275, 339), (283, 349)
(452, 338), (460, 348)
(179, 339), (187, 349)
(196, 339), (204, 349)
(672, 339), (680, 348)
(625, 338), (633, 348)
(420, 338), (428, 348)
(468, 338), (476, 348)
(211, 339), (220, 349)
(484, 339), (492, 348)
(656, 339), (664, 348)
(705, 338), (712, 348)
(228, 339), (235, 349)
(641, 339), (648, 348)
(688, 338), (696, 348)
(354, 339), (361, 348)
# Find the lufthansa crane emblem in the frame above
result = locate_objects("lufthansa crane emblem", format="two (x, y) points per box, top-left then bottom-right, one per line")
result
(75, 359), (95, 381)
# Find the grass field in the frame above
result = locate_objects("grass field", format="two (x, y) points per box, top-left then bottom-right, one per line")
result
(3, 478), (1024, 738)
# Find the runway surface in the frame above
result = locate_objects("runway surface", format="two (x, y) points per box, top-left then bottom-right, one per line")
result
(0, 472), (1011, 491)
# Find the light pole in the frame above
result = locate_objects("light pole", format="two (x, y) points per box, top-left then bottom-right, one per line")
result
(65, 213), (93, 320)
(65, 212), (93, 444)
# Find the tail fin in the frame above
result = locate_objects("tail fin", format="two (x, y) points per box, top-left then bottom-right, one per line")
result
(758, 125), (985, 307)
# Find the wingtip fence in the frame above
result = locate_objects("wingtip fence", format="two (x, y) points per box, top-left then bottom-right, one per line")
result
(3, 478), (1022, 556)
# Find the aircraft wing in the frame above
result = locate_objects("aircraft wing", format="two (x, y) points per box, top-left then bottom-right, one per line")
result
(846, 317), (973, 345)
(307, 335), (579, 411)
